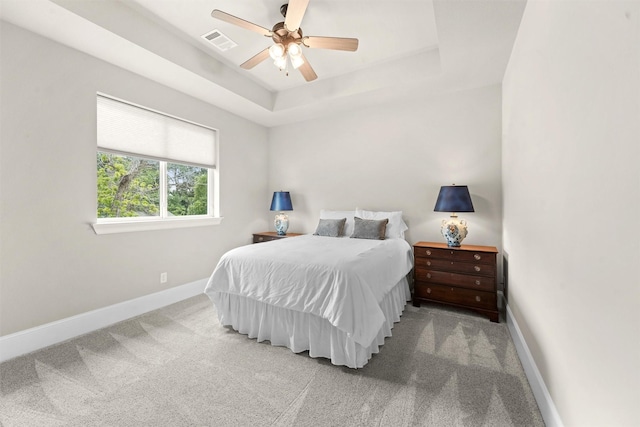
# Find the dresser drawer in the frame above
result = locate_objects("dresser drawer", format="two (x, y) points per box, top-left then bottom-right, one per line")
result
(414, 283), (497, 311)
(414, 246), (495, 265)
(253, 234), (278, 243)
(415, 257), (496, 277)
(415, 269), (495, 292)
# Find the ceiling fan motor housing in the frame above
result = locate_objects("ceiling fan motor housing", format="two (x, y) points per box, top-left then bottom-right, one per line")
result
(271, 21), (303, 49)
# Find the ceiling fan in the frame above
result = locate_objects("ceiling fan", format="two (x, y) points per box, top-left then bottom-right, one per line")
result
(211, 0), (359, 82)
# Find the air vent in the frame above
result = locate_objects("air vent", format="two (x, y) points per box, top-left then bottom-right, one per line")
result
(201, 29), (237, 52)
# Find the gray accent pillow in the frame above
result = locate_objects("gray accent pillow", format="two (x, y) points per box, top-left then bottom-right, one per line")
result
(313, 218), (347, 237)
(351, 217), (388, 240)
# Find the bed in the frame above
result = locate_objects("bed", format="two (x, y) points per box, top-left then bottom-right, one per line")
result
(204, 209), (413, 368)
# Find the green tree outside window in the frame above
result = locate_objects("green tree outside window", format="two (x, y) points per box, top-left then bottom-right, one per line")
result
(97, 153), (208, 218)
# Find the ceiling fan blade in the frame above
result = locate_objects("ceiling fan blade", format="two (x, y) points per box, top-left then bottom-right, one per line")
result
(298, 54), (317, 82)
(303, 36), (359, 52)
(240, 48), (271, 70)
(284, 0), (310, 32)
(211, 10), (272, 37)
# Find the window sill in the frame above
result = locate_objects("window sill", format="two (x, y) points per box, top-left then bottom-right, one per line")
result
(91, 217), (223, 235)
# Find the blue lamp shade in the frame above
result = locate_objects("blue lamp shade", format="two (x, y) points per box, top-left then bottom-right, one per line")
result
(270, 191), (293, 211)
(434, 185), (475, 213)
(270, 191), (293, 235)
(434, 185), (474, 247)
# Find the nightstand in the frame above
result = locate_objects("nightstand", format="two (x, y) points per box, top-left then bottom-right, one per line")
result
(252, 231), (303, 244)
(413, 241), (499, 322)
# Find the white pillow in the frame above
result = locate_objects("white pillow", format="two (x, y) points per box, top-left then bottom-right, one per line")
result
(319, 210), (355, 237)
(355, 208), (408, 239)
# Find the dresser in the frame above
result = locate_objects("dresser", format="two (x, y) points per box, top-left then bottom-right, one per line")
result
(413, 241), (499, 322)
(252, 231), (302, 243)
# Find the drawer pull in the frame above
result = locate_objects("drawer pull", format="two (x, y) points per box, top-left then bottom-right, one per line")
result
(474, 254), (482, 260)
(475, 296), (481, 302)
(475, 280), (481, 286)
(427, 288), (432, 294)
(426, 250), (431, 256)
(258, 237), (264, 241)
(426, 273), (431, 279)
(426, 261), (431, 266)
(474, 266), (481, 272)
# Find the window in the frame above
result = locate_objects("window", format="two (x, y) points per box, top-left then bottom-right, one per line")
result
(92, 94), (221, 234)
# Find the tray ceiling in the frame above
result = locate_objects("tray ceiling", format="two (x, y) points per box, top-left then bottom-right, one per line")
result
(0, 0), (526, 126)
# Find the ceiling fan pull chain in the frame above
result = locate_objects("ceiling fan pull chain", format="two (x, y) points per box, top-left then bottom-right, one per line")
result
(280, 57), (289, 76)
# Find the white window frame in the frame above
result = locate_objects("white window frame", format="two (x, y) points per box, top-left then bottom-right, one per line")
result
(92, 94), (222, 235)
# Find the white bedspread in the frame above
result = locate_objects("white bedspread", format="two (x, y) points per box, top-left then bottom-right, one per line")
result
(204, 235), (413, 347)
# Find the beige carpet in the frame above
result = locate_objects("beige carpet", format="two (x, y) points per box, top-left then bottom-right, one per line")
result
(0, 295), (543, 426)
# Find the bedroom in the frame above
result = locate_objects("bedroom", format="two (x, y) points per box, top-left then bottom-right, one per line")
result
(0, 0), (638, 426)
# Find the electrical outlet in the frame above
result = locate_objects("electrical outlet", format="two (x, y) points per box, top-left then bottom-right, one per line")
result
(160, 272), (167, 284)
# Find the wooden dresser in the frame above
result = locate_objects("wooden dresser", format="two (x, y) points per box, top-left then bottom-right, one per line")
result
(413, 241), (499, 322)
(252, 231), (302, 243)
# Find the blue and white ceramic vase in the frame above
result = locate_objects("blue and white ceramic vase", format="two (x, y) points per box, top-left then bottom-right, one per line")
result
(441, 216), (468, 247)
(274, 213), (289, 235)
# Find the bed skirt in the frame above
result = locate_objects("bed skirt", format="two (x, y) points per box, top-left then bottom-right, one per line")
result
(209, 277), (411, 369)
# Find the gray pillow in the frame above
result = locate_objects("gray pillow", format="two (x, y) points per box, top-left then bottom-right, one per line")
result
(351, 217), (388, 240)
(313, 218), (347, 237)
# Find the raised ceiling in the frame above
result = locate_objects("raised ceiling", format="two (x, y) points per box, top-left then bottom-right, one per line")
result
(0, 0), (526, 127)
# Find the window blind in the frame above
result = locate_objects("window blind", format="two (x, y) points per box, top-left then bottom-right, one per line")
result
(97, 95), (216, 168)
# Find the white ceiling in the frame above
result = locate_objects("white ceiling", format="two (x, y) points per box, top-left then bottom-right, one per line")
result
(0, 0), (526, 127)
(130, 0), (441, 92)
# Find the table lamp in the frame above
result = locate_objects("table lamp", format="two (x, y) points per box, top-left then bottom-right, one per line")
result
(270, 191), (293, 235)
(434, 185), (474, 247)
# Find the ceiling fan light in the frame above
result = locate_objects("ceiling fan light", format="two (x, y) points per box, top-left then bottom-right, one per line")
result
(274, 56), (287, 70)
(287, 43), (302, 58)
(269, 43), (285, 60)
(290, 54), (305, 69)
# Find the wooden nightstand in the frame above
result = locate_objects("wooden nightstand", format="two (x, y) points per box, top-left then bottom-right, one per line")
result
(413, 241), (499, 322)
(252, 231), (303, 244)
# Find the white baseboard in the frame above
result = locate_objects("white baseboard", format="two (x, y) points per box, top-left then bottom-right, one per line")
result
(0, 278), (208, 363)
(505, 303), (564, 427)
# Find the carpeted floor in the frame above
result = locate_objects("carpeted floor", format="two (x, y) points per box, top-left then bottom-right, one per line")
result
(0, 295), (544, 426)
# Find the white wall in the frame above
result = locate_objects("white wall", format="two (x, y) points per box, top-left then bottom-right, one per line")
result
(0, 22), (269, 336)
(502, 1), (639, 425)
(268, 85), (503, 251)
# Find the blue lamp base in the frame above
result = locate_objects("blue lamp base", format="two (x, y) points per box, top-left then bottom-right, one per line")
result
(274, 212), (289, 235)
